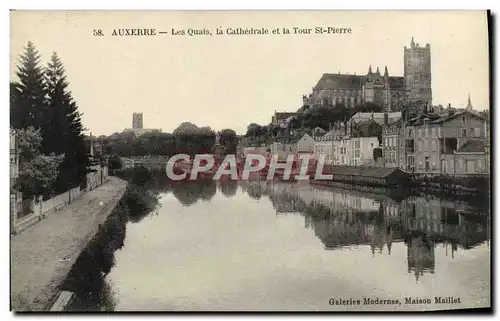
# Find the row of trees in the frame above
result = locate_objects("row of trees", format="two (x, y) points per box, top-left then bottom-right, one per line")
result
(11, 41), (90, 199)
(100, 122), (239, 157)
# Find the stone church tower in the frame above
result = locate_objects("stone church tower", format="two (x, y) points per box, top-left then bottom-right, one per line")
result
(404, 37), (432, 107)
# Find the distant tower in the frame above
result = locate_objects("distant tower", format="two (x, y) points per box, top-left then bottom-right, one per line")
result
(132, 112), (143, 129)
(404, 37), (432, 107)
(466, 93), (473, 110)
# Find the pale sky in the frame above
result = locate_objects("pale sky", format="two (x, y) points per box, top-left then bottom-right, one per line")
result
(10, 11), (490, 135)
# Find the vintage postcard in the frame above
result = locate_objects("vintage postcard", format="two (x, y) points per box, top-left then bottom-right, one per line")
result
(9, 10), (491, 312)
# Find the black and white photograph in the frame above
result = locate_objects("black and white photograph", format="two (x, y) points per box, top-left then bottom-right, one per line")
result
(8, 10), (492, 312)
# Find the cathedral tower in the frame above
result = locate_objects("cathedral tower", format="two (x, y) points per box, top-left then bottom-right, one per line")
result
(404, 37), (432, 107)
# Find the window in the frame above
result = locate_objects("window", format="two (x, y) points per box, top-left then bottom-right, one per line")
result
(474, 128), (481, 137)
(441, 159), (447, 173)
(355, 140), (360, 148)
(462, 115), (467, 124)
(407, 155), (415, 171)
(425, 157), (430, 171)
(425, 128), (429, 138)
(355, 150), (360, 158)
(477, 160), (483, 172)
(432, 127), (437, 137)
(432, 140), (436, 151)
(460, 129), (467, 137)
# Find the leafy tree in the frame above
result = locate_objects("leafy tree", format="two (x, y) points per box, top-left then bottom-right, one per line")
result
(245, 123), (262, 138)
(14, 127), (64, 199)
(108, 154), (123, 174)
(172, 122), (215, 155)
(351, 120), (383, 144)
(11, 41), (46, 129)
(219, 128), (238, 154)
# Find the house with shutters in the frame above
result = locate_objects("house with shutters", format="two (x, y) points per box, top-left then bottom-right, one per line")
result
(383, 108), (489, 175)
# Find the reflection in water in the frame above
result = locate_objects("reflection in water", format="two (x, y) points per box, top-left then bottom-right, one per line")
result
(171, 180), (217, 206)
(253, 181), (490, 281)
(63, 182), (161, 311)
(219, 180), (238, 198)
(61, 208), (126, 311)
(63, 171), (490, 311)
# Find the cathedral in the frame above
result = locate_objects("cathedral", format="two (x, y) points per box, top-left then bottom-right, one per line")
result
(304, 37), (432, 112)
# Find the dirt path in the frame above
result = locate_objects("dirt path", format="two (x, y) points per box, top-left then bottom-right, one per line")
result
(10, 177), (128, 311)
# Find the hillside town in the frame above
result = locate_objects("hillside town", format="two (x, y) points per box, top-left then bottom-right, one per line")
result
(239, 38), (490, 179)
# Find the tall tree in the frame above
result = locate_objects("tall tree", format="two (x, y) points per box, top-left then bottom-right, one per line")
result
(44, 52), (90, 192)
(11, 41), (46, 129)
(43, 52), (69, 154)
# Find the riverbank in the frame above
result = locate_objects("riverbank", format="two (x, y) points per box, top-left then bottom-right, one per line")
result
(10, 177), (128, 311)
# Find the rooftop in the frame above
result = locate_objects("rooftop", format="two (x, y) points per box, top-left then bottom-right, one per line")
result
(274, 112), (297, 121)
(456, 140), (486, 153)
(314, 73), (363, 90)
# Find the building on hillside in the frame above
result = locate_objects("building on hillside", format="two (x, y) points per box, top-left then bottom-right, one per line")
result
(384, 108), (489, 174)
(313, 121), (380, 167)
(332, 136), (352, 166)
(314, 124), (349, 164)
(314, 136), (334, 165)
(303, 38), (432, 112)
(297, 133), (315, 154)
(270, 141), (297, 161)
(382, 119), (403, 168)
(242, 146), (269, 157)
(348, 136), (380, 166)
(350, 112), (401, 126)
(271, 111), (297, 128)
(452, 140), (488, 174)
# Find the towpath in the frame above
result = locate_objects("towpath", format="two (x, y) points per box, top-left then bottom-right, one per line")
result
(10, 177), (128, 311)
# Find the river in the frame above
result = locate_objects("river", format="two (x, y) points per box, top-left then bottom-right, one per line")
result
(62, 172), (491, 311)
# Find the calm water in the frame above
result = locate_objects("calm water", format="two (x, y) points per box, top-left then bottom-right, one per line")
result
(64, 175), (491, 311)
